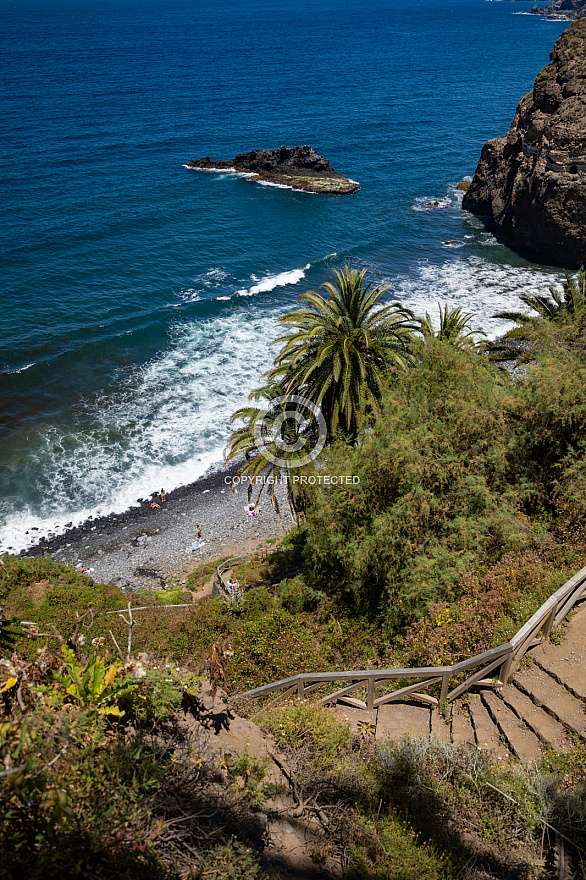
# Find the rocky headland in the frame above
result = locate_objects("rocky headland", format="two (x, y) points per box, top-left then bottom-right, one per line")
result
(186, 145), (360, 195)
(462, 20), (586, 268)
(529, 0), (586, 21)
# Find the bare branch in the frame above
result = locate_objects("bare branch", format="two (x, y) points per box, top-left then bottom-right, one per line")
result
(0, 765), (25, 779)
(69, 608), (95, 647)
(50, 624), (64, 646)
(117, 602), (136, 660)
(109, 629), (125, 661)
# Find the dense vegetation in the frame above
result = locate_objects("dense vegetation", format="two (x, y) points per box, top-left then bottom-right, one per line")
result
(3, 268), (586, 878)
(226, 267), (586, 638)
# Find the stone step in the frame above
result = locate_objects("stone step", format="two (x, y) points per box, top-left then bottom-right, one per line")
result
(430, 709), (451, 743)
(514, 664), (586, 738)
(532, 653), (586, 704)
(451, 704), (476, 746)
(481, 691), (542, 764)
(469, 694), (510, 758)
(529, 602), (586, 703)
(500, 685), (569, 751)
(375, 700), (431, 742)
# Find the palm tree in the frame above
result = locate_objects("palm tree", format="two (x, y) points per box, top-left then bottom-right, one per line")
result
(268, 266), (416, 441)
(489, 268), (586, 361)
(418, 303), (485, 348)
(225, 382), (324, 517)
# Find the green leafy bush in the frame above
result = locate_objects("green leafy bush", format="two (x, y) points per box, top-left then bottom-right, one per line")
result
(277, 575), (323, 613)
(240, 585), (273, 618)
(54, 645), (135, 717)
(259, 702), (351, 769)
(230, 608), (323, 691)
(132, 597), (232, 661)
(0, 704), (167, 880)
(404, 549), (568, 666)
(202, 839), (259, 879)
(302, 341), (527, 626)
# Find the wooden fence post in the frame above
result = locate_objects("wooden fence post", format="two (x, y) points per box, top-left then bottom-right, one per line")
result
(367, 678), (375, 711)
(499, 650), (514, 687)
(541, 604), (557, 643)
(440, 671), (451, 704)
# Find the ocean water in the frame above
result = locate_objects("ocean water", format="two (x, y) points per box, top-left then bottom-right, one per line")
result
(0, 0), (568, 551)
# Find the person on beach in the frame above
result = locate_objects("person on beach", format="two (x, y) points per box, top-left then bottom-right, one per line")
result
(151, 502), (160, 509)
(161, 488), (166, 503)
(197, 524), (202, 539)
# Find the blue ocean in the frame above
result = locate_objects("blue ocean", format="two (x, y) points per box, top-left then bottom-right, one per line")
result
(0, 0), (568, 552)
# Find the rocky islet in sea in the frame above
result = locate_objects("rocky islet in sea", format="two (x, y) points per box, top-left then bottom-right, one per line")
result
(463, 19), (586, 268)
(186, 145), (360, 195)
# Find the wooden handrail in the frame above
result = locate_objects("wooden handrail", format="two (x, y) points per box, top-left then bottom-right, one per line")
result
(238, 562), (586, 709)
(215, 547), (285, 598)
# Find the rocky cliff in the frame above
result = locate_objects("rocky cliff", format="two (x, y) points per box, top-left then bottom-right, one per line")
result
(186, 145), (360, 194)
(462, 20), (586, 267)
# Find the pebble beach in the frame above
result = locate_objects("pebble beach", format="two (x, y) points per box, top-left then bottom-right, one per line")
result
(24, 461), (292, 592)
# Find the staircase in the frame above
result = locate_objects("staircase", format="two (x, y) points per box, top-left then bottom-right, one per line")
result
(335, 603), (586, 763)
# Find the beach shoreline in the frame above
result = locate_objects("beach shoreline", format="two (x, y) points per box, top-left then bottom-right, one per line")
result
(23, 460), (293, 592)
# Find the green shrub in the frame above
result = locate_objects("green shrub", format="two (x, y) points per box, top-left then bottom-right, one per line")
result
(0, 553), (99, 604)
(202, 839), (259, 879)
(240, 585), (273, 618)
(230, 609), (323, 691)
(404, 549), (569, 666)
(278, 575), (322, 613)
(132, 597), (232, 661)
(259, 702), (351, 769)
(0, 705), (167, 880)
(225, 747), (272, 809)
(348, 812), (453, 880)
(302, 341), (527, 626)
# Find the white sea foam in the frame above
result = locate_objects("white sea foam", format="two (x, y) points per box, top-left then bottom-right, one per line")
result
(236, 265), (311, 297)
(1, 258), (317, 551)
(179, 288), (202, 303)
(1, 309), (284, 552)
(0, 255), (318, 551)
(393, 255), (561, 339)
(256, 180), (296, 190)
(178, 264), (311, 304)
(412, 194), (454, 212)
(1, 253), (563, 554)
(255, 179), (321, 194)
(3, 362), (35, 375)
(185, 164), (326, 192)
(413, 180), (471, 213)
(176, 268), (231, 303)
(185, 165), (256, 179)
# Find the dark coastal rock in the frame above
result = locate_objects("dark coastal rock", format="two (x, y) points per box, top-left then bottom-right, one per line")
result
(186, 145), (360, 195)
(462, 20), (586, 268)
(529, 0), (586, 20)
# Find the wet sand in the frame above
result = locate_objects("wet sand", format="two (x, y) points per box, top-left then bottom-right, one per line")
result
(24, 461), (293, 592)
